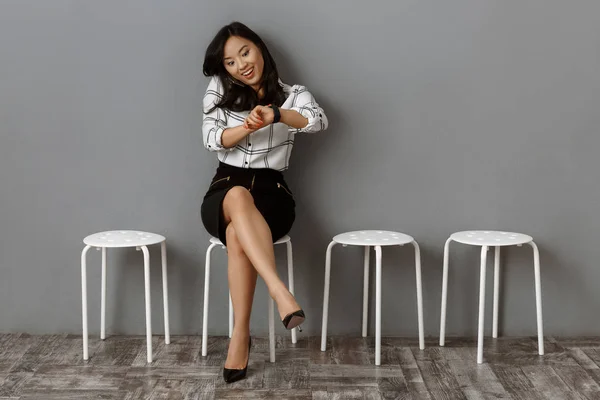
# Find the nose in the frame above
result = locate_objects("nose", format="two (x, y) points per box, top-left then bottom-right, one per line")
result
(238, 59), (248, 72)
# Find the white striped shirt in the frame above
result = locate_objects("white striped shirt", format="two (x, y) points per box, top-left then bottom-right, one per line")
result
(202, 76), (328, 171)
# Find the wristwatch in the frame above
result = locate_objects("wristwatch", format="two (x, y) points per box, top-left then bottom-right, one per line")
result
(269, 104), (281, 123)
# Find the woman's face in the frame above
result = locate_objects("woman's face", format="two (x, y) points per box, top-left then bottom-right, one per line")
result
(223, 36), (264, 90)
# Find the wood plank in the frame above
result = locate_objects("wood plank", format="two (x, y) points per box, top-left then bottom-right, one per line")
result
(482, 337), (574, 367)
(310, 364), (399, 391)
(20, 392), (128, 400)
(130, 339), (202, 367)
(551, 365), (600, 400)
(566, 348), (600, 387)
(555, 337), (600, 349)
(426, 390), (469, 400)
(125, 366), (220, 380)
(8, 335), (66, 374)
(215, 388), (311, 399)
(263, 359), (309, 389)
(310, 364), (399, 381)
(411, 346), (464, 399)
(319, 337), (371, 365)
(12, 335), (66, 372)
(521, 365), (579, 400)
(567, 348), (600, 371)
(446, 359), (511, 399)
(0, 334), (32, 373)
(0, 374), (33, 398)
(310, 387), (382, 400)
(487, 365), (535, 397)
(19, 365), (124, 396)
(397, 348), (432, 398)
(120, 378), (215, 400)
(378, 376), (411, 399)
(88, 336), (145, 367)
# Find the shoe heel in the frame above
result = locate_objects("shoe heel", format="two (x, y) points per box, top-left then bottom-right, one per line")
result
(282, 309), (305, 330)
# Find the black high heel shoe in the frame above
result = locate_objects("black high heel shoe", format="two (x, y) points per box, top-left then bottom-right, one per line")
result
(282, 309), (305, 331)
(223, 336), (252, 384)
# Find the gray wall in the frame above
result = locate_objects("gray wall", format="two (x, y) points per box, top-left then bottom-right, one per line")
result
(1, 0), (599, 338)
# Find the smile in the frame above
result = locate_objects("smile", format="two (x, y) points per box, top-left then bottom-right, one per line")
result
(241, 68), (254, 78)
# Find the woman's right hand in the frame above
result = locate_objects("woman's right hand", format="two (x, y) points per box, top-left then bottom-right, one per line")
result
(244, 107), (264, 130)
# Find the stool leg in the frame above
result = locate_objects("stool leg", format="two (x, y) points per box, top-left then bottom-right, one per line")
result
(81, 245), (92, 360)
(269, 297), (276, 362)
(439, 238), (452, 346)
(362, 246), (370, 338)
(477, 246), (488, 364)
(320, 241), (337, 352)
(101, 247), (107, 340)
(202, 243), (218, 357)
(286, 241), (297, 344)
(228, 292), (233, 339)
(529, 241), (545, 355)
(492, 246), (500, 339)
(412, 241), (425, 350)
(140, 246), (152, 363)
(161, 241), (170, 345)
(375, 245), (382, 366)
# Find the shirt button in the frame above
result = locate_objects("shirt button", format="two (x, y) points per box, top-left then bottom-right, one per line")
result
(248, 143), (251, 146)
(245, 162), (248, 165)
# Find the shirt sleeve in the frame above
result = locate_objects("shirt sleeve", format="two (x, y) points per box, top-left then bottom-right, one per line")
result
(287, 85), (328, 133)
(202, 77), (231, 152)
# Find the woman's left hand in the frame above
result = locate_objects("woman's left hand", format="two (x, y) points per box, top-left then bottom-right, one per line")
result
(244, 106), (274, 130)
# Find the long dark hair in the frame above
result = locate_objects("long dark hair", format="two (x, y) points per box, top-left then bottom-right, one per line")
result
(203, 22), (286, 112)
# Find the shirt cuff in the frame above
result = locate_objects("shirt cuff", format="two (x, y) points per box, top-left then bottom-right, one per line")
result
(290, 106), (324, 133)
(206, 125), (231, 151)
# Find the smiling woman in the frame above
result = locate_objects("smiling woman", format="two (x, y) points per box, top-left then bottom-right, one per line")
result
(199, 21), (329, 384)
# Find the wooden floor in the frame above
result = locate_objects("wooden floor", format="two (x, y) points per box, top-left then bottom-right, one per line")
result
(1, 334), (600, 399)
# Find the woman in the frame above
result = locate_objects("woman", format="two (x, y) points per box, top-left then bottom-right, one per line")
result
(200, 21), (328, 383)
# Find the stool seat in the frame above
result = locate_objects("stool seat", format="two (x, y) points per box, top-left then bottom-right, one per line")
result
(450, 230), (532, 247)
(333, 230), (413, 246)
(210, 234), (291, 246)
(84, 230), (165, 248)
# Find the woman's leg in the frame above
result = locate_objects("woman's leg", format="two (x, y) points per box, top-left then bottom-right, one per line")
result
(222, 186), (301, 321)
(224, 223), (256, 369)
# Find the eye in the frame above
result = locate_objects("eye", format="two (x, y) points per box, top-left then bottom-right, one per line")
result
(243, 50), (249, 57)
(226, 61), (234, 66)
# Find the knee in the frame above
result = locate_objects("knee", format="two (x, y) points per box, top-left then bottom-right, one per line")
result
(223, 186), (254, 213)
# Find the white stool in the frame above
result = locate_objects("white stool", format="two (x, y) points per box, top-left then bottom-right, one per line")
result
(320, 230), (425, 366)
(202, 235), (296, 363)
(439, 230), (544, 364)
(81, 230), (170, 363)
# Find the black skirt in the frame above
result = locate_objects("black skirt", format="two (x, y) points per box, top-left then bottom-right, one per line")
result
(200, 162), (296, 246)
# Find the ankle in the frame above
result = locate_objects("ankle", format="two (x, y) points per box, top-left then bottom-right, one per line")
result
(269, 283), (290, 300)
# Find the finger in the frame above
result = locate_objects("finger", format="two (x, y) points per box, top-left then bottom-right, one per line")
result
(246, 120), (261, 130)
(248, 115), (263, 126)
(250, 115), (263, 125)
(251, 109), (263, 121)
